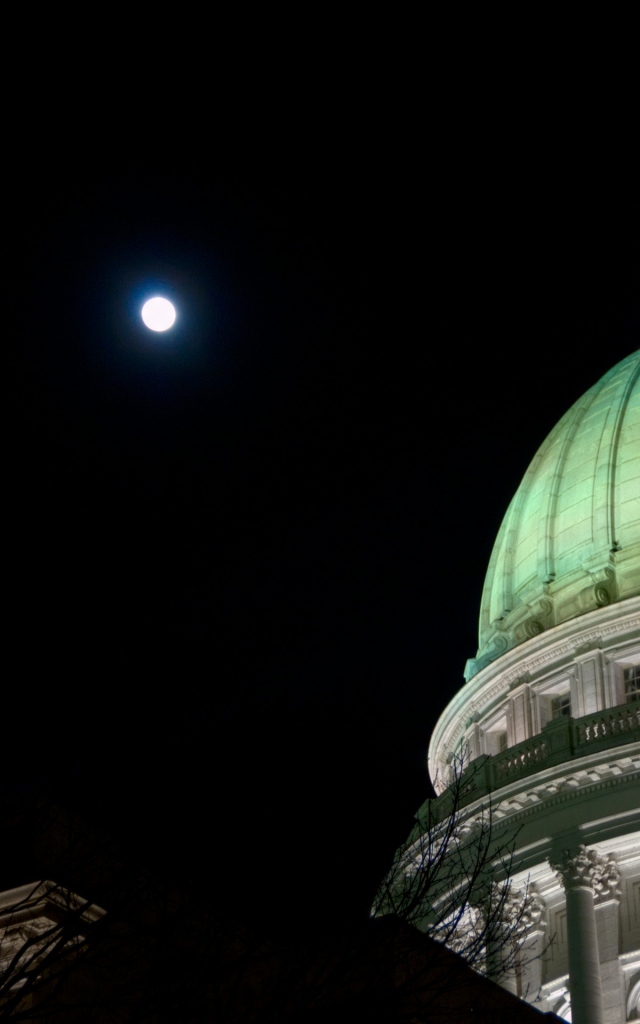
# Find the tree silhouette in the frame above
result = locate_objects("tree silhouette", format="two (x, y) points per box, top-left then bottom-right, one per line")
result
(0, 765), (549, 1021)
(372, 753), (548, 997)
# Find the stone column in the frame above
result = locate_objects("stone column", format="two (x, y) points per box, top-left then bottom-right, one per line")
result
(550, 846), (620, 1024)
(593, 859), (624, 1024)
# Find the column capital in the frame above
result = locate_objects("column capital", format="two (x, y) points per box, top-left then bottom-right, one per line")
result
(518, 890), (547, 934)
(550, 845), (620, 901)
(478, 882), (546, 935)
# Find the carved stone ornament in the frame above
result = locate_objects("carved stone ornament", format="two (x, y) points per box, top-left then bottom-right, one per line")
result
(595, 584), (611, 607)
(550, 845), (621, 901)
(478, 883), (546, 936)
(575, 641), (593, 655)
(524, 619), (544, 639)
(517, 890), (547, 934)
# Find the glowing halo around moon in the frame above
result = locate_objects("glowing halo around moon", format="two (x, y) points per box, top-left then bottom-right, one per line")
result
(141, 297), (176, 332)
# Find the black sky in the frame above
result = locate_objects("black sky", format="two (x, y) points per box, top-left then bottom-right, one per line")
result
(8, 61), (639, 931)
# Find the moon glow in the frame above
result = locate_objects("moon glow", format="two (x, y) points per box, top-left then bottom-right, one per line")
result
(141, 297), (176, 332)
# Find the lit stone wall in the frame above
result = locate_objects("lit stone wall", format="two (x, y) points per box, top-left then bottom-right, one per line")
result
(414, 354), (640, 1023)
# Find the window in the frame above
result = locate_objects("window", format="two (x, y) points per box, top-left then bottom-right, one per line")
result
(483, 720), (508, 756)
(551, 694), (571, 719)
(624, 666), (640, 703)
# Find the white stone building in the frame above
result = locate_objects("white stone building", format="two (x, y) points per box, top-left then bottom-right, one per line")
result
(417, 351), (640, 1023)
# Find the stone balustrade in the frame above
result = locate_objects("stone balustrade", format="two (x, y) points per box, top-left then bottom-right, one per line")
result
(575, 703), (640, 744)
(424, 700), (640, 821)
(494, 736), (549, 781)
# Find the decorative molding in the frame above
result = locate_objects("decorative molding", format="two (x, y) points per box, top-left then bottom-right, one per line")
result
(480, 610), (638, 684)
(407, 760), (640, 869)
(446, 758), (640, 837)
(482, 616), (640, 707)
(432, 604), (640, 783)
(550, 845), (621, 901)
(518, 891), (547, 937)
(493, 884), (546, 931)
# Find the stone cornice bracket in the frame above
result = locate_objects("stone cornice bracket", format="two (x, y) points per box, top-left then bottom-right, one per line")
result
(550, 845), (621, 902)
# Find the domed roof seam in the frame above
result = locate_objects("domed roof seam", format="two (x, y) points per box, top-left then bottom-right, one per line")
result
(480, 384), (599, 637)
(606, 358), (640, 550)
(537, 385), (600, 588)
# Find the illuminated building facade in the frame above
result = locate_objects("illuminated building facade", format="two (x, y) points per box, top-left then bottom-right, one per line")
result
(419, 351), (640, 1023)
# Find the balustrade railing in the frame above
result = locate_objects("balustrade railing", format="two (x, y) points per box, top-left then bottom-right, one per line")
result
(442, 699), (640, 813)
(575, 703), (640, 744)
(494, 736), (549, 781)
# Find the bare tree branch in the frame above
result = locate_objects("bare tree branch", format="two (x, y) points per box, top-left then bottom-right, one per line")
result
(372, 752), (550, 995)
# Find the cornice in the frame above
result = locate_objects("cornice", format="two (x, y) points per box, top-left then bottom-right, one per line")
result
(429, 598), (640, 783)
(459, 758), (640, 837)
(402, 762), (640, 880)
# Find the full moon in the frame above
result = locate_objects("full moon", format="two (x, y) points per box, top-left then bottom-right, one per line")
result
(141, 297), (176, 332)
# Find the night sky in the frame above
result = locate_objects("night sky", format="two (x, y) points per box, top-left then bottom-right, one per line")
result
(8, 75), (639, 935)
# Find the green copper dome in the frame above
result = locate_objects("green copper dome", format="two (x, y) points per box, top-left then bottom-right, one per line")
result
(466, 350), (640, 681)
